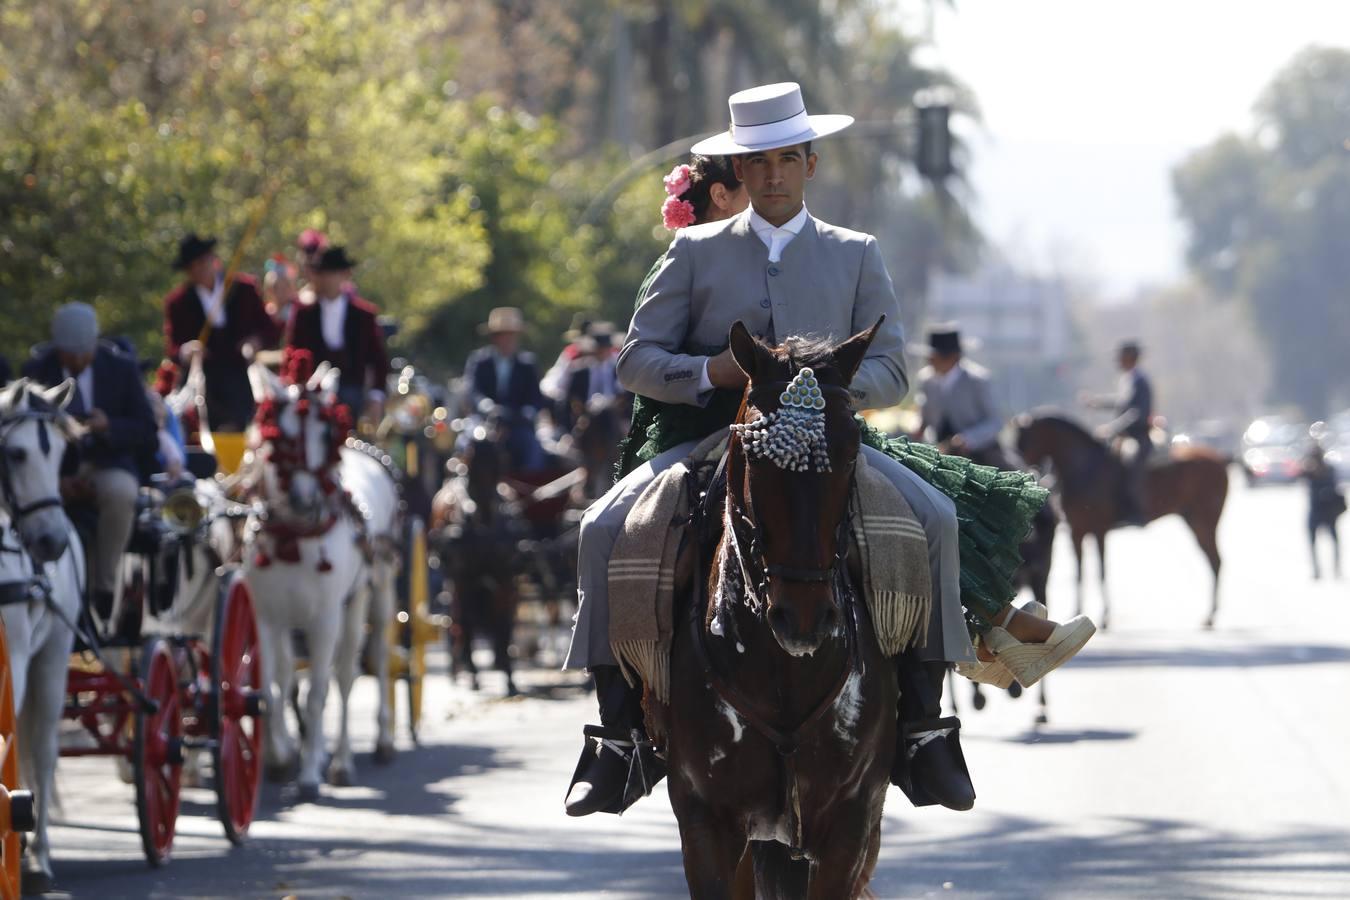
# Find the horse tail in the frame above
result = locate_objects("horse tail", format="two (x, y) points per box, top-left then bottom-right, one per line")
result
(750, 841), (811, 899)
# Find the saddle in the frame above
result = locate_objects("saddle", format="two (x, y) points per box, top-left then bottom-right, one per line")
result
(607, 431), (932, 704)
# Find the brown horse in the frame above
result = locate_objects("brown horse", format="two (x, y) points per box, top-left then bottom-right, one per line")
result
(657, 321), (896, 900)
(1015, 413), (1229, 629)
(431, 421), (526, 696)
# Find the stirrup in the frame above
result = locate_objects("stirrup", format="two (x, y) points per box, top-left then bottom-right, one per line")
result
(893, 715), (972, 808)
(566, 724), (667, 816)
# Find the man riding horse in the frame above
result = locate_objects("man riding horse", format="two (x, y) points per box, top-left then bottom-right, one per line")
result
(1082, 340), (1155, 526)
(564, 82), (1095, 819)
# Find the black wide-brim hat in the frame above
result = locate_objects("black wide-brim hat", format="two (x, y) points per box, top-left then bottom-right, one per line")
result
(173, 233), (218, 270)
(314, 246), (357, 272)
(908, 322), (981, 356)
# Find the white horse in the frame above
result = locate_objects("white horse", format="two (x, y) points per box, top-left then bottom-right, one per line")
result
(0, 379), (85, 893)
(243, 361), (398, 799)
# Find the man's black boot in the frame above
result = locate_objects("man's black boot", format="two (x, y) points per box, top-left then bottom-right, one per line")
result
(892, 656), (976, 811)
(564, 666), (660, 817)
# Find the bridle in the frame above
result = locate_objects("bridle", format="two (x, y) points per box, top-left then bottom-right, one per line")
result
(0, 403), (67, 524)
(689, 376), (866, 860)
(253, 389), (346, 504)
(723, 381), (858, 614)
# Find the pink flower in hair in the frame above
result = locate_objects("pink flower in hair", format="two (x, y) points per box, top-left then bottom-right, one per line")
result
(663, 164), (692, 198)
(662, 196), (697, 230)
(297, 228), (329, 253)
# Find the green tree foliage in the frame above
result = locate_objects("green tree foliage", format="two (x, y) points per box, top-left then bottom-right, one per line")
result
(1, 0), (971, 376)
(1174, 46), (1350, 416)
(1, 1), (496, 366)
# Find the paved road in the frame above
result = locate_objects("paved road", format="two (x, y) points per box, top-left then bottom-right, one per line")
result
(41, 475), (1350, 898)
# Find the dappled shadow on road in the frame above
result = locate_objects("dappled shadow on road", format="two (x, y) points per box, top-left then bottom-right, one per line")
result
(51, 812), (690, 899)
(1072, 642), (1350, 670)
(873, 814), (1350, 899)
(50, 807), (1350, 899)
(263, 741), (512, 817)
(52, 740), (522, 898)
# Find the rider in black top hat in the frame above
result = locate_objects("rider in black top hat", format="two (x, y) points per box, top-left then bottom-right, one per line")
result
(163, 232), (280, 431)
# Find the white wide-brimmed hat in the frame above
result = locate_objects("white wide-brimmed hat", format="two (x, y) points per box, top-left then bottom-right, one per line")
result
(691, 82), (853, 156)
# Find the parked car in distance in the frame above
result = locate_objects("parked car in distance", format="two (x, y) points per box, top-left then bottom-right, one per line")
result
(1240, 417), (1307, 486)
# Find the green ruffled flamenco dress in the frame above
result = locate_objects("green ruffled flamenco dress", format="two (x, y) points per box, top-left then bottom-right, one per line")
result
(614, 256), (1048, 636)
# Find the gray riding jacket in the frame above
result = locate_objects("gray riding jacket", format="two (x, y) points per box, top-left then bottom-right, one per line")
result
(616, 208), (908, 411)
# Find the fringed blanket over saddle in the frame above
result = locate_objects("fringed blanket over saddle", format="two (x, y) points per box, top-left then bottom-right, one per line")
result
(608, 431), (931, 703)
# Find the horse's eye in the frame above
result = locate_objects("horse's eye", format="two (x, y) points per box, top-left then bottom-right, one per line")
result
(6, 447), (26, 465)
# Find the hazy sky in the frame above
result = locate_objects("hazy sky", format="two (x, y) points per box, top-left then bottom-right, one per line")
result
(921, 0), (1350, 296)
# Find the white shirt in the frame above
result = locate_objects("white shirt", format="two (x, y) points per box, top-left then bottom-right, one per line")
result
(748, 204), (810, 263)
(319, 294), (347, 349)
(699, 205), (810, 392)
(62, 365), (94, 414)
(195, 277), (226, 327)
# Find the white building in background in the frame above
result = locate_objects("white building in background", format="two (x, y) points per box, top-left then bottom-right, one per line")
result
(922, 259), (1073, 414)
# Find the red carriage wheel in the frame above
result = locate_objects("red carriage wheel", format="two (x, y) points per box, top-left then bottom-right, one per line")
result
(133, 639), (183, 867)
(0, 622), (34, 900)
(211, 572), (263, 844)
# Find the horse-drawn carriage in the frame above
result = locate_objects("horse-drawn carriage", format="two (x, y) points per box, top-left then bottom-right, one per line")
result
(63, 471), (265, 867)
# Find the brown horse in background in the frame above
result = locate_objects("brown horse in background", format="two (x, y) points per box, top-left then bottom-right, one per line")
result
(431, 420), (526, 696)
(1015, 413), (1229, 629)
(657, 321), (896, 900)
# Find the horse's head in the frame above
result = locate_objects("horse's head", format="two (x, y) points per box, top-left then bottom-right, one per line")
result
(248, 354), (351, 521)
(1013, 413), (1052, 471)
(725, 318), (882, 657)
(0, 378), (84, 562)
(1014, 411), (1102, 477)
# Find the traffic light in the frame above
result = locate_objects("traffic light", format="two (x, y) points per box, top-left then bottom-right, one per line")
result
(916, 103), (953, 180)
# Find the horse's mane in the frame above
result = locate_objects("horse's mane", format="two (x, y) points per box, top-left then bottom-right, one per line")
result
(772, 335), (837, 372)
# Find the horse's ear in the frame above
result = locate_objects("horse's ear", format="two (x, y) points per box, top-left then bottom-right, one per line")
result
(831, 315), (885, 384)
(2, 377), (31, 410)
(247, 361), (283, 404)
(319, 365), (341, 404)
(307, 361), (333, 393)
(40, 378), (77, 412)
(729, 321), (769, 381)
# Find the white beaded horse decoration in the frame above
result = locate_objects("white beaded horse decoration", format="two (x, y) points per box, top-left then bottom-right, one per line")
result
(730, 366), (832, 472)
